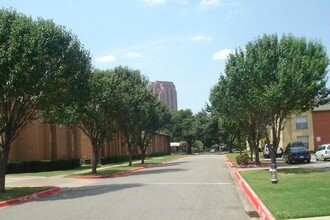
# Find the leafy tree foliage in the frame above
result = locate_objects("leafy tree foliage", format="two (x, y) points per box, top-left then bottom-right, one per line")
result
(210, 34), (329, 166)
(111, 66), (152, 166)
(167, 109), (195, 154)
(194, 111), (220, 149)
(0, 9), (91, 191)
(132, 92), (170, 164)
(77, 70), (117, 174)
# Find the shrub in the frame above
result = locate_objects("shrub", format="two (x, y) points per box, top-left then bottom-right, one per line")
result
(6, 159), (81, 174)
(236, 153), (249, 165)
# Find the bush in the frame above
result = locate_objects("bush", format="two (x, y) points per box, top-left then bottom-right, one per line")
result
(6, 159), (81, 174)
(236, 153), (249, 165)
(100, 156), (129, 165)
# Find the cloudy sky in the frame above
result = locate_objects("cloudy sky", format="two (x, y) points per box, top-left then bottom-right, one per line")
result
(1, 0), (330, 113)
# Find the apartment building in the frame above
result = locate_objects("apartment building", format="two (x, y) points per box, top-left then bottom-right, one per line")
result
(278, 104), (330, 151)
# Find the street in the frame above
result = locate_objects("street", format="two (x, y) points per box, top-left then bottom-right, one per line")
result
(1, 154), (254, 220)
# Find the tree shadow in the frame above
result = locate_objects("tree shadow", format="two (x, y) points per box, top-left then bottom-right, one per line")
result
(128, 168), (186, 176)
(36, 183), (143, 202)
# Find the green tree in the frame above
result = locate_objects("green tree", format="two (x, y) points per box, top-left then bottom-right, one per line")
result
(77, 70), (117, 174)
(210, 34), (329, 167)
(168, 109), (195, 154)
(111, 66), (151, 166)
(254, 34), (329, 166)
(0, 9), (91, 192)
(132, 89), (171, 164)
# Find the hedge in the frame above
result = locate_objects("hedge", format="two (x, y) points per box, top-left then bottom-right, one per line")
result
(6, 159), (81, 174)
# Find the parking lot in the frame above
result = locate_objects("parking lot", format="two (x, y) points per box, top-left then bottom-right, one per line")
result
(261, 154), (330, 170)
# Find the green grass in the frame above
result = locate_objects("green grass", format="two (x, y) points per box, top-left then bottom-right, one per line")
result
(74, 154), (186, 176)
(240, 168), (330, 219)
(0, 187), (53, 201)
(224, 152), (241, 162)
(8, 154), (186, 177)
(8, 165), (93, 177)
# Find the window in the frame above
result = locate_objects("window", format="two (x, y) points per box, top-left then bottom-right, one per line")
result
(297, 136), (309, 148)
(296, 116), (308, 129)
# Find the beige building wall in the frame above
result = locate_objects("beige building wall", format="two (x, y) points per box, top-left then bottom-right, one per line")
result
(8, 120), (170, 163)
(280, 111), (314, 151)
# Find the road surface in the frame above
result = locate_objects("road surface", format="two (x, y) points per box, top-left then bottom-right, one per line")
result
(2, 154), (255, 220)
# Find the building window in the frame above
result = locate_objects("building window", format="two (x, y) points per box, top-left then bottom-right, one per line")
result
(297, 136), (309, 148)
(296, 116), (308, 129)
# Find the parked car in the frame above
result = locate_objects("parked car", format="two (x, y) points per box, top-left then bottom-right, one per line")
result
(283, 142), (311, 164)
(315, 144), (330, 161)
(263, 144), (283, 158)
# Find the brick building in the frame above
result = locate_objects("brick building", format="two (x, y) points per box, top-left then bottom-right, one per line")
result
(312, 103), (330, 148)
(9, 120), (171, 163)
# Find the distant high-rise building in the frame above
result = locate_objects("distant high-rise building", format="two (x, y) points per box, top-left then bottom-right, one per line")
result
(150, 81), (178, 110)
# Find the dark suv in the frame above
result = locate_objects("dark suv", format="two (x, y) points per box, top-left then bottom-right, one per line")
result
(283, 142), (311, 164)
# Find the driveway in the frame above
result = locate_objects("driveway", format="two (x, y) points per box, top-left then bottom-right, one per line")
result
(2, 154), (256, 220)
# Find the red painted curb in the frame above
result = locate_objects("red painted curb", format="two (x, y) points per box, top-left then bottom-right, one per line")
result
(223, 154), (234, 169)
(0, 187), (61, 208)
(234, 171), (275, 220)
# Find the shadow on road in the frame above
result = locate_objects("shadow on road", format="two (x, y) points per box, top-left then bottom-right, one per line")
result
(128, 168), (186, 176)
(36, 183), (143, 202)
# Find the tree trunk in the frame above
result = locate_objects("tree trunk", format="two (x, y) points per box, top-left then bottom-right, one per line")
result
(141, 148), (146, 164)
(254, 145), (260, 165)
(128, 146), (133, 166)
(0, 147), (10, 192)
(91, 142), (99, 175)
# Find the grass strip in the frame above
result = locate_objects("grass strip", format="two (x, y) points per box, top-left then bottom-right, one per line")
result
(75, 154), (186, 176)
(0, 187), (53, 201)
(240, 168), (330, 219)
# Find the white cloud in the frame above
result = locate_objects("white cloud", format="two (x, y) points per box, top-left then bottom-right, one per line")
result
(212, 49), (233, 60)
(95, 54), (116, 63)
(141, 0), (168, 4)
(124, 51), (142, 58)
(191, 34), (212, 42)
(200, 0), (219, 8)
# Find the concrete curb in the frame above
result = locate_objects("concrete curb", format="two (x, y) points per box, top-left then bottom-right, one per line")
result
(76, 155), (189, 180)
(0, 187), (60, 208)
(223, 154), (276, 220)
(234, 171), (276, 220)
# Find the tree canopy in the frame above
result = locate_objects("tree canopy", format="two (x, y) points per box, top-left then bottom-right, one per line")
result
(0, 9), (91, 191)
(210, 34), (329, 165)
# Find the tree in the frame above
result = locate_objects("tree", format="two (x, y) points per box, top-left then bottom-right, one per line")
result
(210, 34), (329, 167)
(254, 34), (329, 166)
(133, 91), (170, 164)
(76, 70), (117, 174)
(0, 9), (91, 192)
(111, 66), (151, 166)
(167, 109), (195, 154)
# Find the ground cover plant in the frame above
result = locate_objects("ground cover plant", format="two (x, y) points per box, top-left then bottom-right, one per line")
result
(240, 168), (330, 219)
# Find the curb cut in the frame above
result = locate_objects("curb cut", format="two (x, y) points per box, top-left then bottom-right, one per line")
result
(0, 187), (61, 208)
(76, 155), (189, 180)
(223, 154), (276, 220)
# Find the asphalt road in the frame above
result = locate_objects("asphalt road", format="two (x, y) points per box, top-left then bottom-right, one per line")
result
(1, 154), (255, 220)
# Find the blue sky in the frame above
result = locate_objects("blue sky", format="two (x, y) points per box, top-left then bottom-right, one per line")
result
(1, 0), (330, 113)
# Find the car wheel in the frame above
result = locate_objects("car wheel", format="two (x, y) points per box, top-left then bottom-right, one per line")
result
(316, 155), (319, 161)
(307, 159), (311, 163)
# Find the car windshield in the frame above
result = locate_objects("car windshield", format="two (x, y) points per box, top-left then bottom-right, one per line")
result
(290, 147), (307, 153)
